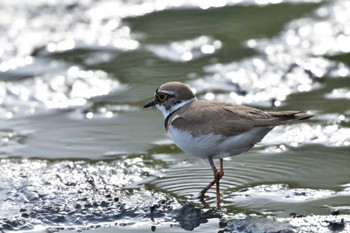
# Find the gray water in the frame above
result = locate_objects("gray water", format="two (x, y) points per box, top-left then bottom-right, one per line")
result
(0, 0), (350, 232)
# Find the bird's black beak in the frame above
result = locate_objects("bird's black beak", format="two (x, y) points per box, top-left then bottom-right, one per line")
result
(144, 99), (156, 108)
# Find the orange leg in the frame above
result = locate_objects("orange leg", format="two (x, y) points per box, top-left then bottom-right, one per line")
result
(197, 157), (224, 207)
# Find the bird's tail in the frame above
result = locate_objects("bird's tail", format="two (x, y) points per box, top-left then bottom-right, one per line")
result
(257, 111), (313, 126)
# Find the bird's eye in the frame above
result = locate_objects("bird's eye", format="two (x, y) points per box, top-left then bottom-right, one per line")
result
(156, 93), (168, 102)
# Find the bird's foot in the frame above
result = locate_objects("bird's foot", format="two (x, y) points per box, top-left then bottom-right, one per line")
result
(190, 191), (206, 200)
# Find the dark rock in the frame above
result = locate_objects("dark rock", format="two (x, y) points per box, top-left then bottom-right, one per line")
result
(327, 219), (345, 232)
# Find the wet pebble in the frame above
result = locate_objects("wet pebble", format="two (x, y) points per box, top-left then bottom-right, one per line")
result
(0, 158), (179, 231)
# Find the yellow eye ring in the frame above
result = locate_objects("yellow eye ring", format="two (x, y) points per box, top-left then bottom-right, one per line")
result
(156, 93), (167, 102)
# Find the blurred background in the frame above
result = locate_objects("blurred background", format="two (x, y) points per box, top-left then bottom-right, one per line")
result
(0, 0), (349, 232)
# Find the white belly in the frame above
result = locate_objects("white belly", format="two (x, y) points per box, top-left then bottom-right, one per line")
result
(167, 125), (272, 159)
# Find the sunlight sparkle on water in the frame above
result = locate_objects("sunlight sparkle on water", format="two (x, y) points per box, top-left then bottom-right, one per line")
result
(47, 39), (75, 52)
(325, 88), (350, 99)
(147, 36), (222, 62)
(204, 92), (215, 100)
(85, 112), (94, 119)
(232, 184), (335, 203)
(0, 65), (122, 118)
(191, 0), (350, 105)
(0, 56), (33, 72)
(263, 123), (350, 149)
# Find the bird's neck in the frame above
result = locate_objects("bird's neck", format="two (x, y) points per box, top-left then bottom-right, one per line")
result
(157, 97), (196, 119)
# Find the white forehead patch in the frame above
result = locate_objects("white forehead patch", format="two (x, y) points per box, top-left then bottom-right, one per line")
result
(158, 90), (176, 95)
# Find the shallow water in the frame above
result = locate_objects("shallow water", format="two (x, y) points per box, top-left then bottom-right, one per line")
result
(1, 0), (350, 232)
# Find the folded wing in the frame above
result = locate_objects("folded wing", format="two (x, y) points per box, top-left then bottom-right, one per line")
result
(170, 100), (313, 137)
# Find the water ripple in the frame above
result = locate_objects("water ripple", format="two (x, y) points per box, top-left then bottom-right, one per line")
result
(151, 144), (350, 214)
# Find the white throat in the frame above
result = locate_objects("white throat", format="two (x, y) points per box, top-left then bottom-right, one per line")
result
(156, 98), (196, 119)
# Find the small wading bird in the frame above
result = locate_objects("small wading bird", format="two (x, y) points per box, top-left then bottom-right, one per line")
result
(144, 81), (313, 207)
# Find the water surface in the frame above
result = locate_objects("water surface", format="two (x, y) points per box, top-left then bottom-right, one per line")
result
(0, 0), (350, 232)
